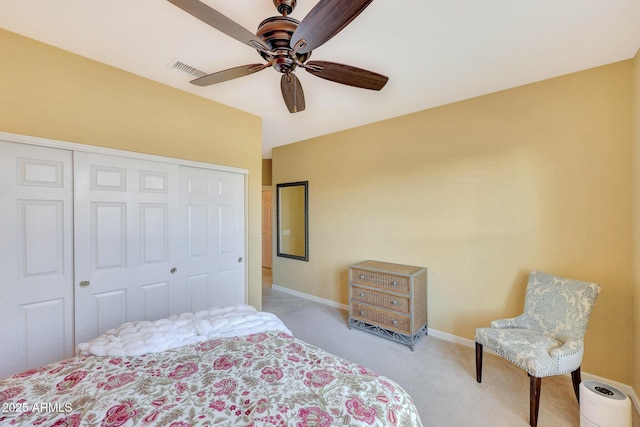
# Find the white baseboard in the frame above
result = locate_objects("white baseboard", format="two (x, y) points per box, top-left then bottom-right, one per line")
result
(428, 328), (476, 347)
(270, 284), (639, 415)
(271, 284), (349, 311)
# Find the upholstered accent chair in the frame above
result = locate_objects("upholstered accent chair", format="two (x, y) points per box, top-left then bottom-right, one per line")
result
(475, 270), (600, 427)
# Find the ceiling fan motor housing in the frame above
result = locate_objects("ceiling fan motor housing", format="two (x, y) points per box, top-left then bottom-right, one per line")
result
(256, 16), (310, 73)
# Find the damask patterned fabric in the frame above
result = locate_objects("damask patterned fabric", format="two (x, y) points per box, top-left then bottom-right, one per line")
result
(475, 270), (600, 377)
(0, 331), (422, 427)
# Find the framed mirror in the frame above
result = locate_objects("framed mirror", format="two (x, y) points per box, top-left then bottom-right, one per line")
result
(276, 181), (308, 261)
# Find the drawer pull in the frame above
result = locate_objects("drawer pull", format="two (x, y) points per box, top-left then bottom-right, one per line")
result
(391, 300), (398, 305)
(392, 320), (398, 325)
(360, 293), (366, 297)
(359, 310), (365, 316)
(359, 275), (365, 279)
(391, 281), (398, 286)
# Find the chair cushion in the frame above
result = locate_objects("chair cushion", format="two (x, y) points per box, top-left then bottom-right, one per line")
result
(475, 327), (583, 377)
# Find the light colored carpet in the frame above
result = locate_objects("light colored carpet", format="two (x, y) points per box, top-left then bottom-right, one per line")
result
(263, 287), (639, 427)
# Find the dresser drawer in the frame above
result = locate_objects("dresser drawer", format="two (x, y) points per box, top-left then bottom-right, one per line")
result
(350, 268), (410, 294)
(351, 302), (411, 334)
(350, 285), (410, 314)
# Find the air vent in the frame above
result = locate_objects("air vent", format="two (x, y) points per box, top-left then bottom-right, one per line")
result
(170, 60), (207, 78)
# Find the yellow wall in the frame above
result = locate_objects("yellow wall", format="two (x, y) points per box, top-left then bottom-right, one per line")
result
(633, 48), (640, 396)
(273, 60), (634, 383)
(0, 29), (264, 309)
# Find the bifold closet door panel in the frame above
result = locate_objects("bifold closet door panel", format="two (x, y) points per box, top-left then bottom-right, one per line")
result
(176, 166), (246, 313)
(0, 141), (74, 379)
(73, 151), (182, 345)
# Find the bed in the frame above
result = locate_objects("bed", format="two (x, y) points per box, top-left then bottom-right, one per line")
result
(0, 305), (423, 426)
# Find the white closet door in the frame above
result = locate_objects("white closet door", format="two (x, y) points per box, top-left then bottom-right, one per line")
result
(0, 141), (74, 378)
(175, 166), (246, 313)
(73, 152), (181, 345)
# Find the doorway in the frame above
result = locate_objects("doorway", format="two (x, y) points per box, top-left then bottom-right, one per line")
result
(262, 187), (273, 287)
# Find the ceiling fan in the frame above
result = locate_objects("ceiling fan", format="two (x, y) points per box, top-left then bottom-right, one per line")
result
(167, 0), (389, 113)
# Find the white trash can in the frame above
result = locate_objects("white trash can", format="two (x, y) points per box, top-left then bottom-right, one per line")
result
(580, 381), (631, 427)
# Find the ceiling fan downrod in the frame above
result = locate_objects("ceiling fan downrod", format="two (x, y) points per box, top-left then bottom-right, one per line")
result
(273, 0), (297, 16)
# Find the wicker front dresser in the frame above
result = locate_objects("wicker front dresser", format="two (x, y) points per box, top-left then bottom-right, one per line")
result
(348, 260), (428, 350)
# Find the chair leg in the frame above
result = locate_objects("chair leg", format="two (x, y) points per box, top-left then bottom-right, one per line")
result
(529, 374), (541, 427)
(571, 367), (581, 403)
(475, 342), (483, 383)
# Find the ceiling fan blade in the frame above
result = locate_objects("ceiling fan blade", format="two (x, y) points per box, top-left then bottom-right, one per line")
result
(290, 0), (374, 54)
(305, 61), (388, 90)
(190, 64), (268, 86)
(280, 73), (306, 113)
(168, 0), (270, 52)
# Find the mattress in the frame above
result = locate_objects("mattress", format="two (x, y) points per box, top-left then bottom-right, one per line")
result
(0, 305), (423, 426)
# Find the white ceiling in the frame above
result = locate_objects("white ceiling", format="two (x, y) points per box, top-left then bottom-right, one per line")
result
(2, 0), (640, 158)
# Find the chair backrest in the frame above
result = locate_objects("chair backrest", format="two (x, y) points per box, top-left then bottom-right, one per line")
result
(519, 270), (601, 341)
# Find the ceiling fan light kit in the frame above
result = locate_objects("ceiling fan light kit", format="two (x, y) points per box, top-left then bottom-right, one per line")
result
(168, 0), (388, 113)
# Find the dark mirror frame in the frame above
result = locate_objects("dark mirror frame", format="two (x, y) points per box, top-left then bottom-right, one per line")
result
(276, 181), (309, 262)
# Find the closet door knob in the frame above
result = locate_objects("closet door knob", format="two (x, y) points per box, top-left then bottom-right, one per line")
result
(170, 267), (177, 274)
(79, 280), (90, 288)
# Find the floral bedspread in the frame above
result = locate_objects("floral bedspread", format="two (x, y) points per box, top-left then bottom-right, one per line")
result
(0, 331), (423, 426)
